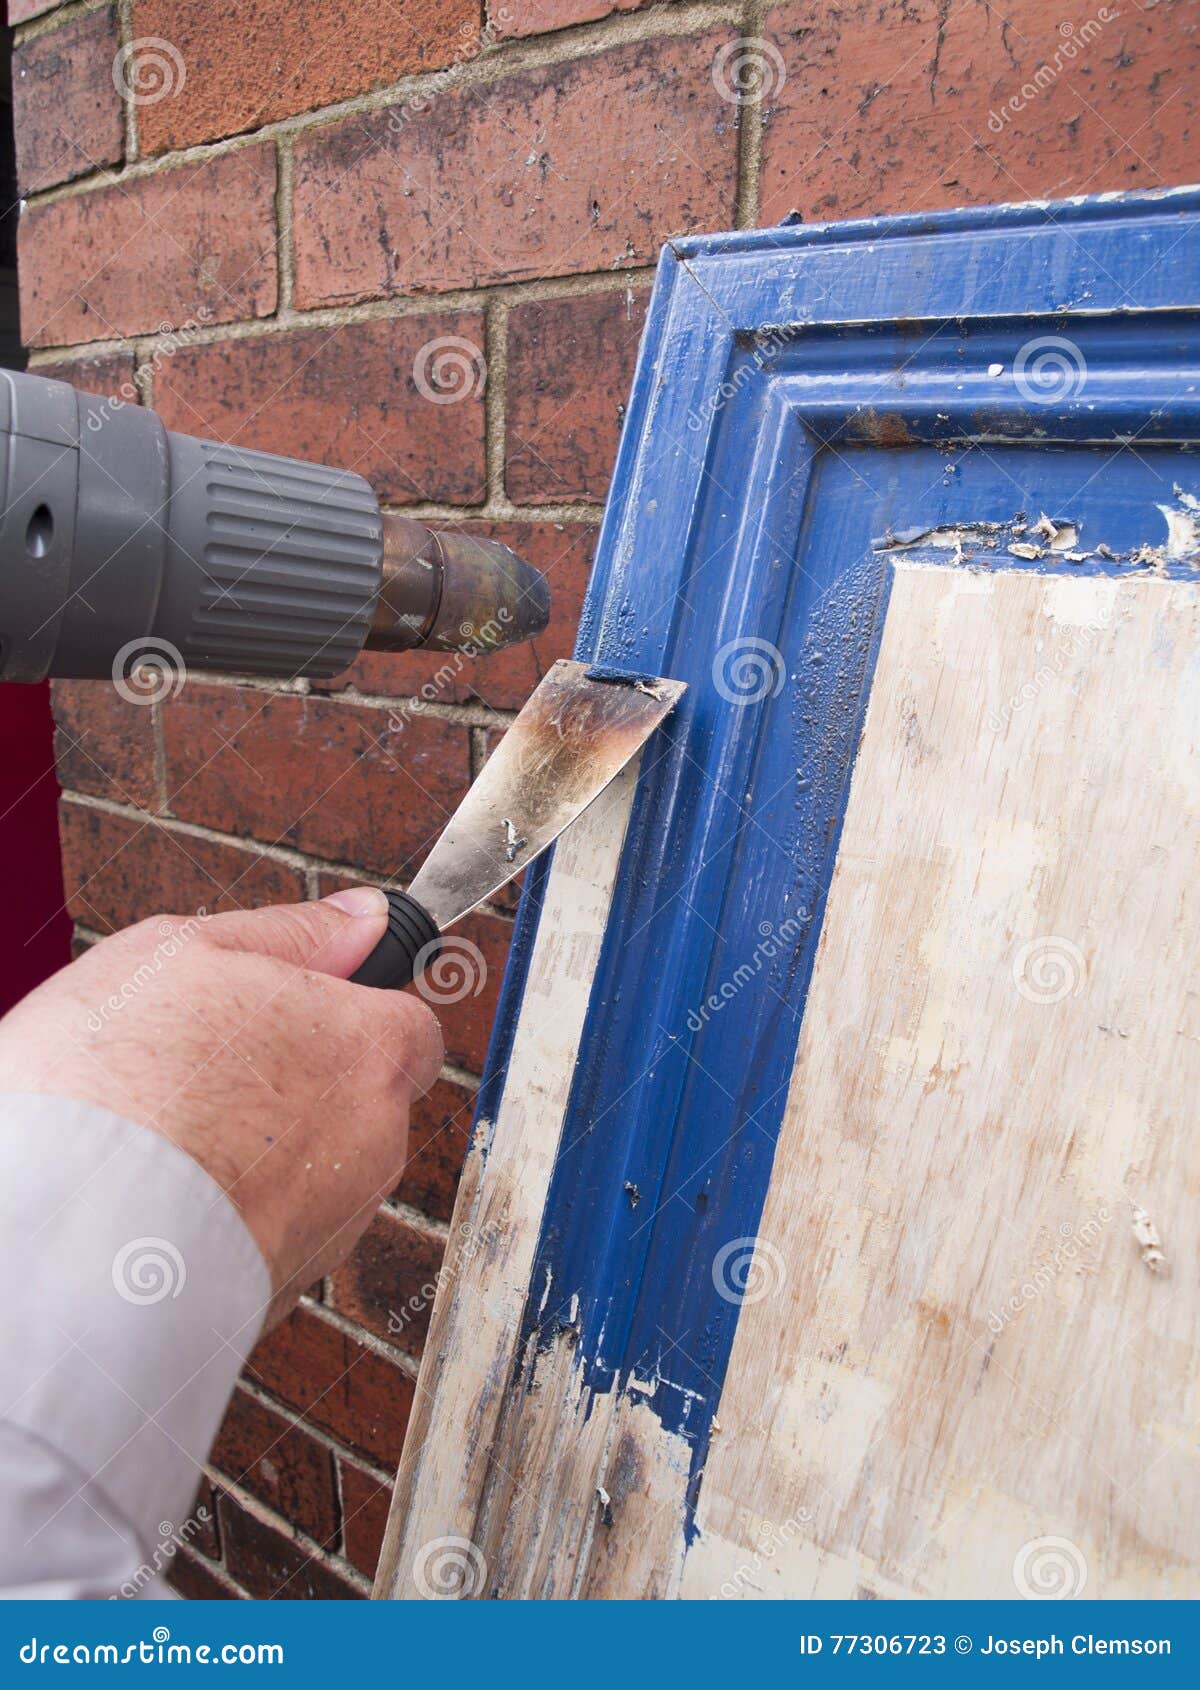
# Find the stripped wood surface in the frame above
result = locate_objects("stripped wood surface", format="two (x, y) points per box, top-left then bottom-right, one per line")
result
(379, 560), (1200, 1599)
(685, 564), (1200, 1598)
(375, 762), (640, 1599)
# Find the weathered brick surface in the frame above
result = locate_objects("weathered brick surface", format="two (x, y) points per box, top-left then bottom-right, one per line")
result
(152, 315), (486, 506)
(20, 145), (277, 347)
(131, 0), (480, 155)
(329, 1208), (445, 1358)
(8, 1), (60, 22)
(338, 1459), (392, 1581)
(51, 682), (157, 810)
(396, 1074), (475, 1222)
(505, 288), (648, 501)
(292, 33), (739, 304)
(185, 1480), (223, 1559)
(58, 800), (305, 932)
(760, 0), (1200, 226)
(211, 1388), (338, 1546)
(219, 1494), (363, 1599)
(12, 7), (122, 193)
(161, 685), (470, 878)
(167, 1548), (241, 1600)
(329, 521), (596, 709)
(492, 0), (647, 41)
(245, 1305), (415, 1466)
(35, 350), (137, 403)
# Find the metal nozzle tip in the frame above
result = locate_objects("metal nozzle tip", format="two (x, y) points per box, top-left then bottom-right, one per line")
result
(366, 515), (551, 656)
(425, 530), (551, 654)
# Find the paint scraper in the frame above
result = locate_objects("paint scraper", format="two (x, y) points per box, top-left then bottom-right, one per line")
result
(351, 659), (687, 990)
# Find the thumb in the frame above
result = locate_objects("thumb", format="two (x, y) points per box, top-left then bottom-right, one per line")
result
(201, 887), (390, 980)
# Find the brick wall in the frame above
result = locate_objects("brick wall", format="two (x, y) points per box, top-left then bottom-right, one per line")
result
(11, 0), (1198, 1599)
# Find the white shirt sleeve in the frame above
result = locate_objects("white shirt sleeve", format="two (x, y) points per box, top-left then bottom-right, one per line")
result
(0, 1093), (271, 1599)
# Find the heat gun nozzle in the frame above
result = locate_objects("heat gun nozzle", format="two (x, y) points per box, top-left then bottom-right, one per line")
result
(366, 514), (552, 657)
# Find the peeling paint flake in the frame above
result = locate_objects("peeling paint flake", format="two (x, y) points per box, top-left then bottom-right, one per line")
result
(1132, 1206), (1167, 1274)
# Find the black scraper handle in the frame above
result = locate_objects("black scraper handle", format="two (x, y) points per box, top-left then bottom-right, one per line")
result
(350, 890), (441, 991)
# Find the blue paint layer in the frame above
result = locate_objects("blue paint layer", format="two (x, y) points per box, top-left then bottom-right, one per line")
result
(471, 190), (1200, 1544)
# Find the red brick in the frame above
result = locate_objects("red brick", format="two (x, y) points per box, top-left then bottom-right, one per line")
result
(8, 2), (60, 21)
(161, 685), (470, 879)
(320, 866), (512, 1071)
(761, 1), (1200, 227)
(324, 521), (596, 711)
(395, 1073), (475, 1222)
(219, 1493), (363, 1599)
(492, 0), (645, 41)
(330, 1207), (445, 1358)
(183, 1479), (222, 1559)
(35, 350), (138, 405)
(12, 8), (123, 193)
(167, 1547), (241, 1600)
(152, 314), (486, 506)
(506, 289), (648, 502)
(20, 144), (277, 347)
(132, 0), (481, 155)
(51, 680), (157, 809)
(245, 1304), (415, 1466)
(292, 32), (739, 304)
(58, 800), (306, 932)
(211, 1388), (338, 1546)
(338, 1458), (392, 1581)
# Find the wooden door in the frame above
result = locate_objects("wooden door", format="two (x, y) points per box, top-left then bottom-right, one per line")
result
(377, 189), (1200, 1601)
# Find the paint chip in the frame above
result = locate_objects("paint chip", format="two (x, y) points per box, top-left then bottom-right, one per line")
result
(502, 817), (527, 863)
(1131, 1206), (1166, 1274)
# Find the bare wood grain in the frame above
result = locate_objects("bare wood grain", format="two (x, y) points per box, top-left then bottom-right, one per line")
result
(683, 565), (1200, 1598)
(375, 762), (640, 1598)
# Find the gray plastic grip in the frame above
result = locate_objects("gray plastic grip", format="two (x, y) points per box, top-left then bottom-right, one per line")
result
(0, 369), (382, 683)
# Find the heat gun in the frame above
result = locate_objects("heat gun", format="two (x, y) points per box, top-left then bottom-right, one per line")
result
(0, 368), (550, 686)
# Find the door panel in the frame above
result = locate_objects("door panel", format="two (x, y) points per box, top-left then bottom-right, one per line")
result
(377, 189), (1200, 1600)
(683, 564), (1199, 1599)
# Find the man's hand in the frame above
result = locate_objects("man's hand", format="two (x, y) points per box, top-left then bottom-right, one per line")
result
(0, 889), (442, 1325)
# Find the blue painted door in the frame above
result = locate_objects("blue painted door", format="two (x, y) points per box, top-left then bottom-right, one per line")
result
(380, 189), (1200, 1600)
